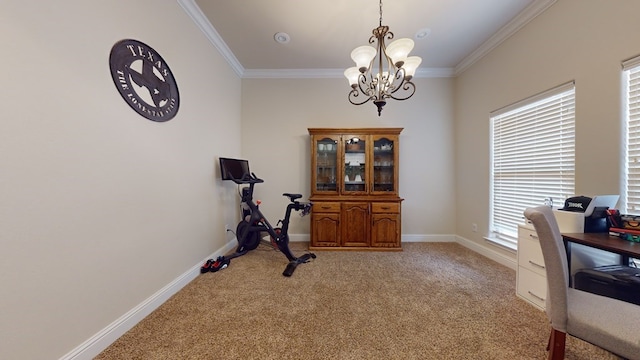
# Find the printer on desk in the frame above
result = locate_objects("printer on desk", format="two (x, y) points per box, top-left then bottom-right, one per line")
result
(553, 195), (620, 233)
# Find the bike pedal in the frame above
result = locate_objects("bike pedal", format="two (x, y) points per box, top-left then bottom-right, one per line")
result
(282, 262), (297, 277)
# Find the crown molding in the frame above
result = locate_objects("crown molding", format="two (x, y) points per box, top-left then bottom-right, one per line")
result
(242, 67), (455, 79)
(177, 0), (244, 77)
(178, 0), (454, 79)
(179, 0), (554, 79)
(454, 0), (557, 76)
(243, 69), (343, 79)
(416, 67), (456, 78)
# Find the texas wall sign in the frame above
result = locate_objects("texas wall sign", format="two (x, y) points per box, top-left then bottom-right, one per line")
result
(109, 39), (179, 122)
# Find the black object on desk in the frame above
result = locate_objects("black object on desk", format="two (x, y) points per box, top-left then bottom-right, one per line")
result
(574, 265), (640, 305)
(561, 232), (640, 289)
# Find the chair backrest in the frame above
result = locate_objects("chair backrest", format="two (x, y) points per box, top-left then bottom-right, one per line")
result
(523, 206), (569, 331)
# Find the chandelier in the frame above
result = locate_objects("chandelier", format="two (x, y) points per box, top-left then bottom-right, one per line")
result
(344, 0), (422, 116)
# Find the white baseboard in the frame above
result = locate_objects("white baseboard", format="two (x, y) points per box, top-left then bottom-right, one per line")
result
(455, 235), (517, 270)
(402, 234), (456, 242)
(59, 240), (238, 360)
(61, 233), (514, 359)
(288, 233), (310, 242)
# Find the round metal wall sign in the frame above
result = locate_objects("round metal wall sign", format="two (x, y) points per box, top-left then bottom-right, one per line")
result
(109, 39), (180, 122)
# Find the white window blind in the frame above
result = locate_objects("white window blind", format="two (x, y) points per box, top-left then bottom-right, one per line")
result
(490, 82), (575, 248)
(623, 57), (640, 214)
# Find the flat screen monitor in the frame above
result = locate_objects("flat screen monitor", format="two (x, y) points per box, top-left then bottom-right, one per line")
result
(219, 157), (250, 181)
(584, 195), (619, 217)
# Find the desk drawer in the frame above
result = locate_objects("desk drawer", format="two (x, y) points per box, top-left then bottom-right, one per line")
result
(519, 237), (546, 275)
(517, 266), (547, 311)
(518, 228), (546, 276)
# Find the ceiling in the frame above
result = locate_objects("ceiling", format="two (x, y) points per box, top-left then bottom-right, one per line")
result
(186, 0), (554, 77)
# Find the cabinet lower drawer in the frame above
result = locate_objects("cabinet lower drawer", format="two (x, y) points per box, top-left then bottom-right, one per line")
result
(312, 202), (341, 213)
(517, 266), (547, 310)
(371, 202), (400, 213)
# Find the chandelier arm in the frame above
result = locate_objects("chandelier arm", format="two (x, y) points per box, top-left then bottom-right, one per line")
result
(359, 73), (375, 97)
(348, 74), (375, 105)
(389, 80), (416, 101)
(395, 64), (406, 79)
(348, 88), (373, 106)
(385, 31), (394, 42)
(387, 68), (407, 94)
(370, 57), (400, 99)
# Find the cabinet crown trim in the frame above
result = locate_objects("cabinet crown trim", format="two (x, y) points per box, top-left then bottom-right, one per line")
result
(308, 128), (403, 135)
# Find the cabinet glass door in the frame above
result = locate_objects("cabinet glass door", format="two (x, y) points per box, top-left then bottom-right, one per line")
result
(372, 136), (397, 193)
(343, 135), (367, 193)
(314, 137), (339, 193)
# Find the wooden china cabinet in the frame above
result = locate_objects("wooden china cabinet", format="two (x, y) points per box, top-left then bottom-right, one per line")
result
(308, 128), (403, 250)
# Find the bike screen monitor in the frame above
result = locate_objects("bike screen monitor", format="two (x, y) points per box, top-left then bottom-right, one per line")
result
(219, 157), (250, 181)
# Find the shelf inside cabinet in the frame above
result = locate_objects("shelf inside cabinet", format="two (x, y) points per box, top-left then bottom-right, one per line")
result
(316, 183), (337, 191)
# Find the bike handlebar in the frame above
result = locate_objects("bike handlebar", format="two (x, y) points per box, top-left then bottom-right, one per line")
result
(230, 172), (264, 185)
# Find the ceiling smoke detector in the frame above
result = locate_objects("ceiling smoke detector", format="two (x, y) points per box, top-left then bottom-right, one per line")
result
(415, 28), (431, 40)
(274, 32), (291, 44)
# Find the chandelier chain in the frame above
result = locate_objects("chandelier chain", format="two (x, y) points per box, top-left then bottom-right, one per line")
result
(379, 0), (383, 27)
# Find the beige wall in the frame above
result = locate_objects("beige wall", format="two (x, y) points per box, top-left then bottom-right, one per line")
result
(0, 1), (242, 359)
(454, 0), (640, 257)
(7, 0), (639, 358)
(240, 77), (456, 238)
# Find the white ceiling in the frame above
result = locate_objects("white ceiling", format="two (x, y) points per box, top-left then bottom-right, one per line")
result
(185, 0), (555, 77)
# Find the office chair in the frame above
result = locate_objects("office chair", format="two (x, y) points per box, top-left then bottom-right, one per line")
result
(523, 206), (640, 360)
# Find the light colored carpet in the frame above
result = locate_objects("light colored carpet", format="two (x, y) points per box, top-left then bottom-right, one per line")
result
(95, 242), (620, 359)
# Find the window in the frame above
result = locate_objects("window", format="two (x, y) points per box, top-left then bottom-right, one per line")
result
(490, 82), (575, 249)
(623, 57), (640, 214)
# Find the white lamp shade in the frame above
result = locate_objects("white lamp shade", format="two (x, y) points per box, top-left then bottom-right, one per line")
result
(385, 38), (414, 67)
(403, 56), (422, 79)
(350, 45), (376, 72)
(344, 67), (361, 87)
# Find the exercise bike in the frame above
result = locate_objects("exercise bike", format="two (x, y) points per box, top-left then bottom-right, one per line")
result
(208, 167), (315, 277)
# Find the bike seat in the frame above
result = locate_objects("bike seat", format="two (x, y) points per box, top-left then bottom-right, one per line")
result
(283, 193), (302, 202)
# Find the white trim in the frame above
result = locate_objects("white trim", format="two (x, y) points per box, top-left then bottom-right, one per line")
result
(416, 67), (456, 78)
(455, 235), (517, 270)
(178, 0), (553, 79)
(402, 234), (456, 242)
(288, 233), (311, 242)
(242, 67), (455, 79)
(177, 0), (455, 79)
(484, 236), (517, 252)
(243, 68), (345, 79)
(454, 0), (557, 76)
(177, 0), (244, 77)
(622, 54), (640, 70)
(58, 240), (238, 360)
(489, 80), (574, 116)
